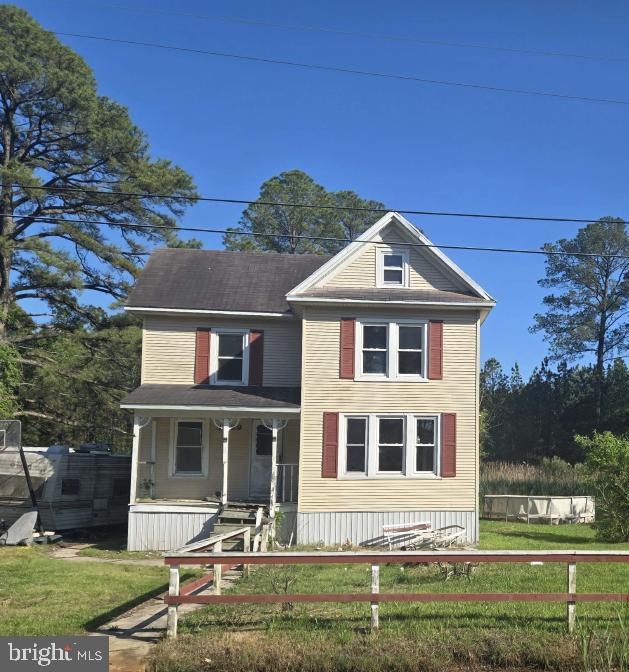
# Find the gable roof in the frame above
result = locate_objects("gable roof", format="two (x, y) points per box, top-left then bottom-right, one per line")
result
(287, 212), (495, 303)
(126, 248), (331, 315)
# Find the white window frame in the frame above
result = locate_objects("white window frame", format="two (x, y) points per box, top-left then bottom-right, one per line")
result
(339, 415), (369, 477)
(376, 247), (409, 288)
(355, 320), (428, 381)
(210, 329), (250, 386)
(338, 413), (441, 479)
(168, 418), (210, 477)
(375, 414), (406, 475)
(411, 414), (441, 476)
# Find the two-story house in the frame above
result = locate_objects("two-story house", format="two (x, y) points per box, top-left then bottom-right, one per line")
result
(121, 212), (495, 550)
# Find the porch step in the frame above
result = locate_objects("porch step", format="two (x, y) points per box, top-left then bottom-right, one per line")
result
(218, 509), (258, 523)
(212, 522), (253, 535)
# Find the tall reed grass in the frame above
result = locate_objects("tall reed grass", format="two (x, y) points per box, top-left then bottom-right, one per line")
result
(480, 457), (591, 499)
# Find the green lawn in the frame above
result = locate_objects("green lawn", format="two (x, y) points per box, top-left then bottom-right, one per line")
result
(152, 521), (629, 672)
(0, 544), (176, 636)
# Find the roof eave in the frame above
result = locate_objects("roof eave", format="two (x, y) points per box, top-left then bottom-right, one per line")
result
(124, 306), (295, 319)
(287, 296), (496, 309)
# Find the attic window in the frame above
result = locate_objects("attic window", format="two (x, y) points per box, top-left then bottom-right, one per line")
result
(377, 249), (408, 287)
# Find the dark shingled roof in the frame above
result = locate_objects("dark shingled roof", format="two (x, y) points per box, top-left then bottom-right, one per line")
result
(127, 249), (331, 314)
(121, 384), (301, 409)
(297, 287), (491, 303)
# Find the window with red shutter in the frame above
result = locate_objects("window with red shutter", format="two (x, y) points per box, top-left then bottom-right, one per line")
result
(441, 412), (456, 477)
(194, 328), (211, 385)
(428, 320), (443, 380)
(248, 330), (264, 386)
(339, 318), (355, 379)
(322, 412), (339, 478)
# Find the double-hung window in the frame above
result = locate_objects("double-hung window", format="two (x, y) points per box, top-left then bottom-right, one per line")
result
(361, 324), (388, 375)
(344, 417), (368, 475)
(377, 248), (409, 287)
(340, 413), (440, 478)
(377, 417), (405, 473)
(415, 417), (437, 473)
(357, 321), (426, 379)
(213, 331), (249, 385)
(171, 420), (207, 476)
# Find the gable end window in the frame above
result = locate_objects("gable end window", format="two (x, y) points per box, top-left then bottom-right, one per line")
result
(211, 330), (249, 385)
(377, 249), (409, 287)
(356, 321), (426, 380)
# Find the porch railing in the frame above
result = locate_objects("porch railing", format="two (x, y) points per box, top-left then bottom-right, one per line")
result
(277, 463), (298, 503)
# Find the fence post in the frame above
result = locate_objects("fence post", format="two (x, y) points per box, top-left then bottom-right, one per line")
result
(567, 561), (576, 633)
(214, 540), (223, 595)
(166, 564), (180, 638)
(371, 564), (380, 631)
(243, 528), (251, 578)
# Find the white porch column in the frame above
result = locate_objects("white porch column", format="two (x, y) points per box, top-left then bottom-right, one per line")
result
(262, 418), (288, 541)
(129, 415), (150, 505)
(213, 418), (239, 505)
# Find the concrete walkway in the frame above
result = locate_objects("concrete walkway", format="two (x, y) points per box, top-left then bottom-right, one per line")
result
(51, 543), (238, 671)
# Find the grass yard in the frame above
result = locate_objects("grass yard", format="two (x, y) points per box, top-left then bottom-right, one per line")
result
(0, 544), (179, 636)
(152, 521), (629, 672)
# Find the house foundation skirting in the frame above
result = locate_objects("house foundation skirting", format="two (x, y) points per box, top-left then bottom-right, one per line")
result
(296, 510), (478, 546)
(127, 503), (297, 551)
(127, 504), (219, 551)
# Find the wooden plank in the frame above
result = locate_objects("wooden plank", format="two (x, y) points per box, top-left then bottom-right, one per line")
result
(165, 592), (629, 606)
(179, 563), (243, 596)
(165, 550), (629, 566)
(567, 562), (576, 633)
(173, 527), (249, 553)
(166, 565), (180, 638)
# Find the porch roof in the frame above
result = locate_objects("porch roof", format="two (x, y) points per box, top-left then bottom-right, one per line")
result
(120, 384), (300, 413)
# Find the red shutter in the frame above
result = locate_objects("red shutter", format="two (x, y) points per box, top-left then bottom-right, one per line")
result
(428, 320), (443, 380)
(194, 328), (211, 385)
(322, 412), (339, 478)
(441, 413), (456, 477)
(339, 318), (355, 379)
(248, 330), (264, 386)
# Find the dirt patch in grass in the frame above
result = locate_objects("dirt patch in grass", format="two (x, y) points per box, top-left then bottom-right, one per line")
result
(149, 629), (584, 672)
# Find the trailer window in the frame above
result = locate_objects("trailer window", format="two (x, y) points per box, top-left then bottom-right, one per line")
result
(61, 478), (81, 496)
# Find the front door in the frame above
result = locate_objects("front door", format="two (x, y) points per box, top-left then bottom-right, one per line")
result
(249, 422), (276, 499)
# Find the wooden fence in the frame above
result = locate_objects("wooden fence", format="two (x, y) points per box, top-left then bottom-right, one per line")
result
(163, 549), (629, 638)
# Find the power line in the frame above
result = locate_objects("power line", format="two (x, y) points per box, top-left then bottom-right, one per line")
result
(56, 0), (629, 65)
(7, 183), (623, 225)
(19, 214), (629, 260)
(53, 31), (629, 107)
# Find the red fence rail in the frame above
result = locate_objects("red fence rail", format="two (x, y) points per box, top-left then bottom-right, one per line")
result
(163, 550), (629, 638)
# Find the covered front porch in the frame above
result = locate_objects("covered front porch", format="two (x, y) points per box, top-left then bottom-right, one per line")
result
(121, 384), (300, 550)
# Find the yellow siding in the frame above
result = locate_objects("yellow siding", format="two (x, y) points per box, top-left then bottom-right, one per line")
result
(149, 417), (300, 500)
(299, 306), (479, 512)
(141, 315), (302, 386)
(323, 224), (467, 292)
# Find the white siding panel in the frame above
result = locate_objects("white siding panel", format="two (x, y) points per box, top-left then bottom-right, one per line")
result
(296, 510), (477, 546)
(127, 508), (218, 551)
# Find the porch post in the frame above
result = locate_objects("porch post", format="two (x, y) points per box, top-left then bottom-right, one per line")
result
(129, 414), (140, 505)
(213, 418), (239, 505)
(221, 423), (229, 505)
(262, 419), (288, 542)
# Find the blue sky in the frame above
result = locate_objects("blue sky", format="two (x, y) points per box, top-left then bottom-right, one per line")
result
(15, 0), (629, 375)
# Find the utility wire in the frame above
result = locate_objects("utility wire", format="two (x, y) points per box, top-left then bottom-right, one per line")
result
(19, 214), (629, 260)
(7, 183), (623, 225)
(53, 31), (629, 107)
(55, 0), (629, 65)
